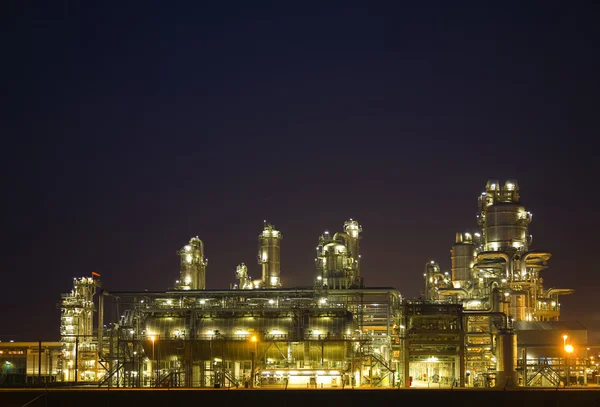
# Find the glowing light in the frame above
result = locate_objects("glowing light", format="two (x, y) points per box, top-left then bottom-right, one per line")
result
(565, 344), (574, 354)
(250, 335), (257, 342)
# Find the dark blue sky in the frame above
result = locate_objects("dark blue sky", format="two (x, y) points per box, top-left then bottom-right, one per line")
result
(2, 1), (599, 340)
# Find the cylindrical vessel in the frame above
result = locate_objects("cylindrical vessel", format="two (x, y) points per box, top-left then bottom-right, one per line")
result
(258, 223), (282, 288)
(484, 203), (530, 251)
(343, 219), (362, 278)
(324, 242), (347, 272)
(424, 261), (440, 301)
(178, 237), (207, 290)
(495, 329), (518, 388)
(508, 292), (527, 321)
(451, 239), (476, 283)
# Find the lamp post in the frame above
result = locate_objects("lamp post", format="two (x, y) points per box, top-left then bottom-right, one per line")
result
(564, 343), (574, 386)
(562, 335), (568, 386)
(150, 336), (156, 387)
(585, 348), (590, 386)
(250, 335), (258, 388)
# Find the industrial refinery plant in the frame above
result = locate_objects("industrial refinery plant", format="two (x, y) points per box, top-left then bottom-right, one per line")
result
(7, 180), (592, 389)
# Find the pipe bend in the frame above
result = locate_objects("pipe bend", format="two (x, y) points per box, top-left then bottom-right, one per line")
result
(438, 288), (469, 297)
(547, 288), (574, 296)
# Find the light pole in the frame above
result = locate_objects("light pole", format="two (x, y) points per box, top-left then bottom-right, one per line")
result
(564, 343), (574, 386)
(250, 335), (258, 388)
(562, 335), (568, 386)
(150, 336), (156, 387)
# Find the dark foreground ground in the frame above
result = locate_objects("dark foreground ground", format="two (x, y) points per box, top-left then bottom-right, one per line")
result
(1, 388), (599, 407)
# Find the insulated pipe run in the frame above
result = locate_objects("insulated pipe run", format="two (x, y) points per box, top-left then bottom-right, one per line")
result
(438, 288), (469, 297)
(475, 252), (511, 280)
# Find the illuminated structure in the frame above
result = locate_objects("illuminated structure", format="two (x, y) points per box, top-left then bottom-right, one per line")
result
(314, 220), (363, 289)
(422, 179), (580, 388)
(54, 181), (593, 388)
(58, 276), (100, 382)
(258, 222), (282, 288)
(175, 237), (207, 291)
(428, 179), (573, 322)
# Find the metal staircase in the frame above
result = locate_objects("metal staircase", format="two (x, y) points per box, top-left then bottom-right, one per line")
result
(364, 352), (395, 387)
(526, 366), (562, 387)
(98, 362), (124, 387)
(222, 369), (240, 388)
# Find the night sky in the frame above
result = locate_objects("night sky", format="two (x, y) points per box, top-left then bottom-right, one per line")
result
(3, 2), (599, 341)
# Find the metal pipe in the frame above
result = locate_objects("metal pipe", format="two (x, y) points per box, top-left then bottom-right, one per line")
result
(38, 340), (42, 382)
(98, 289), (105, 360)
(437, 288), (469, 297)
(547, 288), (574, 296)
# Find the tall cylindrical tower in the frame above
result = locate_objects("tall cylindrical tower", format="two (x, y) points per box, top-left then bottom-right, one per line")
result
(451, 232), (477, 287)
(258, 222), (282, 288)
(495, 329), (518, 388)
(343, 219), (362, 281)
(479, 180), (531, 252)
(177, 237), (207, 290)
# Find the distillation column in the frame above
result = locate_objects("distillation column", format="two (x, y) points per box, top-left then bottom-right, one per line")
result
(258, 222), (282, 288)
(176, 237), (207, 290)
(343, 219), (362, 285)
(451, 232), (477, 290)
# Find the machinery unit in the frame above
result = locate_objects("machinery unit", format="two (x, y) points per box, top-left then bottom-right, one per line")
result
(54, 180), (586, 389)
(175, 237), (207, 290)
(431, 179), (576, 387)
(258, 222), (282, 288)
(58, 276), (100, 382)
(315, 219), (362, 289)
(438, 179), (573, 322)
